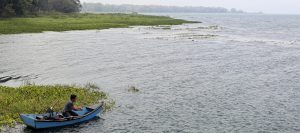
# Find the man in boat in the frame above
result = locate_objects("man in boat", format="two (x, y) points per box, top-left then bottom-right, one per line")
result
(62, 94), (82, 117)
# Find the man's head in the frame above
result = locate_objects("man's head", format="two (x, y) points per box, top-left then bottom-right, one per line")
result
(70, 94), (77, 102)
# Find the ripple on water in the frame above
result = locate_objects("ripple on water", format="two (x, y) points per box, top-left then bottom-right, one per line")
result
(1, 14), (300, 132)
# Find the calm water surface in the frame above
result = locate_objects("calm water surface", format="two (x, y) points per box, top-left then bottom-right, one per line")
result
(1, 13), (300, 133)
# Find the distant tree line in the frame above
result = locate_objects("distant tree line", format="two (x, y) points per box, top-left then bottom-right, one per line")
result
(82, 3), (244, 13)
(0, 0), (81, 17)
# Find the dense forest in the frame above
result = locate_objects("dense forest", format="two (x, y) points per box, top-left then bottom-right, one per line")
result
(0, 0), (81, 17)
(82, 3), (244, 13)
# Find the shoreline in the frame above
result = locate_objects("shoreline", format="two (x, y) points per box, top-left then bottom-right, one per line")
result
(0, 13), (197, 35)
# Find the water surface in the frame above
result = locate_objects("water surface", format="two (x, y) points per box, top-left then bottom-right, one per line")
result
(1, 13), (300, 133)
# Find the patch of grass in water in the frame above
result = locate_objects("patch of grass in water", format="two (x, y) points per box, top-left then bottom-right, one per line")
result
(195, 25), (221, 30)
(128, 86), (140, 93)
(0, 84), (114, 128)
(189, 34), (218, 39)
(177, 33), (218, 39)
(0, 13), (196, 34)
(151, 25), (172, 30)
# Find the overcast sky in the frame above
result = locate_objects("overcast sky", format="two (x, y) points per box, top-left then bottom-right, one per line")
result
(81, 0), (300, 14)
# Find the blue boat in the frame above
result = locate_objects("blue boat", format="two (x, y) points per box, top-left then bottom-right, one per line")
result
(20, 105), (103, 129)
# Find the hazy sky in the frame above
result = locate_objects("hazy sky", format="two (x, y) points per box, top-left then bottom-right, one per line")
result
(81, 0), (300, 14)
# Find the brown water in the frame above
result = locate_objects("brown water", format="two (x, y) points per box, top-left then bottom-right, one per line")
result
(1, 13), (300, 133)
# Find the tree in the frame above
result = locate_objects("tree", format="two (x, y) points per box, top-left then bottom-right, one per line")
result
(0, 0), (15, 17)
(37, 0), (49, 11)
(12, 0), (26, 15)
(48, 0), (81, 13)
(0, 0), (35, 16)
(0, 0), (82, 17)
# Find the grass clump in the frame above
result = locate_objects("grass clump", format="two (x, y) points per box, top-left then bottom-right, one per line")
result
(128, 86), (140, 93)
(0, 13), (195, 34)
(0, 84), (113, 128)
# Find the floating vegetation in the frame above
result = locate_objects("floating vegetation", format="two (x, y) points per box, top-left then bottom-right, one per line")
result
(188, 34), (218, 39)
(145, 33), (218, 41)
(0, 84), (114, 128)
(85, 82), (101, 90)
(128, 86), (140, 92)
(196, 25), (221, 30)
(0, 75), (38, 83)
(126, 105), (134, 109)
(177, 33), (218, 39)
(173, 25), (221, 31)
(151, 25), (172, 30)
(161, 27), (171, 30)
(0, 13), (194, 34)
(208, 25), (220, 30)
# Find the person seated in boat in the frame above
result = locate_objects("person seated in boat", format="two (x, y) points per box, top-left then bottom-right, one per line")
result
(62, 94), (82, 117)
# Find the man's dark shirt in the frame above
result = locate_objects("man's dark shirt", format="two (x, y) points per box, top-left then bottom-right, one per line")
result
(63, 100), (74, 112)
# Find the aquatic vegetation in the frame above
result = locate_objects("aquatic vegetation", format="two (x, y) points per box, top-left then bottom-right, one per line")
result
(0, 75), (35, 83)
(0, 84), (113, 128)
(0, 13), (195, 34)
(195, 25), (221, 30)
(85, 82), (101, 90)
(176, 33), (218, 39)
(128, 86), (140, 92)
(208, 25), (220, 30)
(151, 25), (172, 30)
(188, 34), (218, 39)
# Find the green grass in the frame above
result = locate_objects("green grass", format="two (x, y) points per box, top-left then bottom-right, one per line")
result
(0, 13), (195, 34)
(0, 84), (114, 128)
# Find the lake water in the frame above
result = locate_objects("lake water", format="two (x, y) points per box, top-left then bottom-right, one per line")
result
(1, 13), (300, 132)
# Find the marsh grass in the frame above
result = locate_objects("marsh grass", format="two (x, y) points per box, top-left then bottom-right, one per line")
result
(0, 13), (195, 34)
(128, 86), (140, 93)
(0, 84), (113, 128)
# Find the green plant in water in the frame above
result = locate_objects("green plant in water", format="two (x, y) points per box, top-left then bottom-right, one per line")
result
(0, 13), (197, 34)
(0, 84), (114, 128)
(128, 86), (140, 93)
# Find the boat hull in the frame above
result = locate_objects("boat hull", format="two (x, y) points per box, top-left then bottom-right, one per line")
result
(20, 105), (103, 129)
